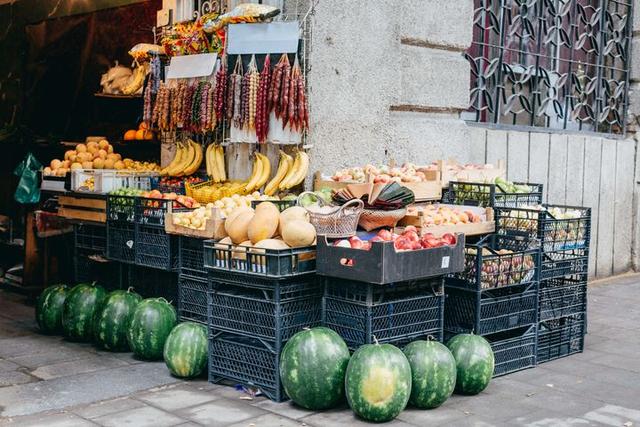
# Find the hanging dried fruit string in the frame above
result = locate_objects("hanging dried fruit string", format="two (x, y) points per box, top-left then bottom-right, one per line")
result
(207, 78), (216, 130)
(287, 56), (299, 131)
(200, 81), (212, 132)
(248, 55), (259, 131)
(290, 56), (308, 133)
(191, 81), (205, 132)
(280, 54), (292, 130)
(231, 57), (244, 129)
(213, 57), (227, 129)
(270, 53), (289, 120)
(255, 54), (271, 143)
(143, 54), (162, 126)
(241, 59), (251, 130)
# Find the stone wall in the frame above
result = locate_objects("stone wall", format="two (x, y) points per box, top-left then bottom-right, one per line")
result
(304, 0), (639, 279)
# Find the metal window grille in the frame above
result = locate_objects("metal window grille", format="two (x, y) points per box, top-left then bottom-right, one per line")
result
(465, 0), (634, 134)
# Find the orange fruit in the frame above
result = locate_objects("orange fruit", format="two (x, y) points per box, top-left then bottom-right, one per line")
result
(135, 129), (145, 140)
(143, 130), (154, 140)
(138, 122), (149, 130)
(124, 130), (137, 140)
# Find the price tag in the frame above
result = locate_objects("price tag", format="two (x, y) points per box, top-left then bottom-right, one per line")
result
(441, 256), (450, 269)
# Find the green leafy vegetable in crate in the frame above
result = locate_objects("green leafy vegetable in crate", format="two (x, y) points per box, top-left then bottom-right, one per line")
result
(453, 177), (535, 206)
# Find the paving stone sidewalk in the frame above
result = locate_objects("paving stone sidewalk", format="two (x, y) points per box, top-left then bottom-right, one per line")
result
(1, 274), (640, 426)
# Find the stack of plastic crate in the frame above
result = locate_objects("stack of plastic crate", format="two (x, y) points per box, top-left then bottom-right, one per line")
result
(106, 194), (137, 264)
(445, 181), (544, 208)
(494, 205), (591, 363)
(177, 236), (208, 324)
(203, 240), (321, 402)
(316, 233), (466, 351)
(445, 235), (541, 376)
(134, 197), (179, 271)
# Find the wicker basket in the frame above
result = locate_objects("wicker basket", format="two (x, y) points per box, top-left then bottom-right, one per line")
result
(297, 192), (364, 238)
(358, 208), (407, 231)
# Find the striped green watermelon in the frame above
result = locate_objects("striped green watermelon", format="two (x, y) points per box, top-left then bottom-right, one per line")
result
(93, 288), (142, 351)
(447, 334), (494, 395)
(280, 327), (350, 410)
(345, 342), (411, 422)
(127, 298), (177, 360)
(403, 340), (456, 408)
(163, 322), (208, 378)
(36, 284), (69, 334)
(62, 283), (107, 342)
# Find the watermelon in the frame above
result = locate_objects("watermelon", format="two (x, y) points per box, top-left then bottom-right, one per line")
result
(62, 283), (107, 341)
(163, 322), (208, 378)
(280, 327), (350, 410)
(447, 333), (494, 395)
(127, 298), (177, 360)
(36, 284), (69, 334)
(93, 288), (142, 351)
(403, 340), (456, 409)
(345, 342), (411, 422)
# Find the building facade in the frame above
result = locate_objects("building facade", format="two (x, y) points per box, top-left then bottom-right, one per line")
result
(301, 0), (640, 279)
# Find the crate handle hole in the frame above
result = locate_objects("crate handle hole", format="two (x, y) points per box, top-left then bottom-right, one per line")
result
(340, 257), (354, 267)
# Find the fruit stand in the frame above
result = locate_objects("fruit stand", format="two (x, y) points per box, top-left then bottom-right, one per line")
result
(27, 3), (592, 424)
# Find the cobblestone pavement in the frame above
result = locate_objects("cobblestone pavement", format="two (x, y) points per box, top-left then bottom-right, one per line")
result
(1, 274), (640, 426)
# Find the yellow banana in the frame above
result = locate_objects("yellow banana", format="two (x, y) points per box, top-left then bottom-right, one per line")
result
(245, 155), (263, 193)
(265, 151), (292, 196)
(174, 141), (195, 176)
(162, 144), (185, 176)
(183, 140), (204, 176)
(205, 144), (214, 177)
(286, 151), (310, 189)
(216, 145), (226, 182)
(211, 144), (221, 182)
(254, 153), (271, 190)
(279, 151), (300, 190)
(121, 64), (147, 95)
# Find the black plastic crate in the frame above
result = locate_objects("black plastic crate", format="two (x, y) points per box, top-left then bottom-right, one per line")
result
(74, 223), (107, 254)
(179, 236), (206, 276)
(539, 277), (587, 322)
(487, 325), (537, 377)
(540, 247), (589, 280)
(107, 194), (137, 223)
(495, 205), (591, 252)
(178, 274), (208, 324)
(316, 234), (465, 285)
(106, 221), (136, 263)
(74, 248), (127, 290)
(135, 197), (189, 228)
(128, 265), (178, 302)
(204, 241), (316, 278)
(74, 250), (91, 283)
(444, 283), (538, 335)
(448, 181), (543, 208)
(209, 331), (286, 402)
(209, 278), (322, 342)
(135, 225), (179, 271)
(250, 199), (296, 212)
(323, 277), (444, 350)
(538, 313), (585, 363)
(447, 234), (540, 291)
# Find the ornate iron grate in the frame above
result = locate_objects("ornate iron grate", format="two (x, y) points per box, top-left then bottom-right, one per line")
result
(465, 0), (634, 134)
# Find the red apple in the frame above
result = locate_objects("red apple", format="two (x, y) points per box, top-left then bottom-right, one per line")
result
(404, 230), (420, 243)
(394, 236), (412, 251)
(441, 233), (457, 246)
(377, 229), (393, 241)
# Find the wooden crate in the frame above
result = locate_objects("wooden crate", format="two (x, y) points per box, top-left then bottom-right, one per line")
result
(397, 206), (495, 237)
(432, 159), (506, 188)
(313, 171), (442, 201)
(165, 205), (227, 240)
(58, 194), (107, 223)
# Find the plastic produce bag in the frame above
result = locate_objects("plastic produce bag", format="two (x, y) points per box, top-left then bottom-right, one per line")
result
(14, 153), (42, 204)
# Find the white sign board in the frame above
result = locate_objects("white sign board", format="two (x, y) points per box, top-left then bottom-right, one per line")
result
(227, 22), (299, 54)
(166, 53), (218, 79)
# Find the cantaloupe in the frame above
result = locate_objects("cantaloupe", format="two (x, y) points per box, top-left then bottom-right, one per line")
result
(226, 211), (254, 244)
(226, 207), (254, 224)
(282, 220), (316, 247)
(214, 236), (233, 260)
(279, 206), (310, 235)
(248, 203), (280, 244)
(232, 240), (253, 261)
(250, 239), (290, 264)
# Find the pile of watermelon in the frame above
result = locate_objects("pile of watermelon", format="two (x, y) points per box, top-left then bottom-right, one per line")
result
(36, 283), (207, 380)
(280, 328), (495, 422)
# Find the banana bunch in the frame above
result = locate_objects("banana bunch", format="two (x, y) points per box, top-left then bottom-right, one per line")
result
(274, 150), (309, 193)
(244, 153), (271, 193)
(161, 139), (203, 176)
(206, 144), (227, 182)
(121, 62), (148, 95)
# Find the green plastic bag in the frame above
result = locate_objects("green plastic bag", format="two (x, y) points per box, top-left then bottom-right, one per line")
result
(14, 153), (42, 204)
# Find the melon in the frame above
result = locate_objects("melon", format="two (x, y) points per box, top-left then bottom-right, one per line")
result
(226, 206), (253, 224)
(279, 206), (309, 235)
(232, 240), (253, 260)
(163, 322), (208, 378)
(225, 211), (254, 244)
(280, 327), (350, 410)
(62, 283), (107, 342)
(403, 340), (457, 408)
(127, 298), (177, 360)
(36, 284), (69, 334)
(345, 342), (411, 422)
(282, 220), (316, 247)
(248, 204), (279, 243)
(447, 334), (494, 395)
(93, 289), (142, 351)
